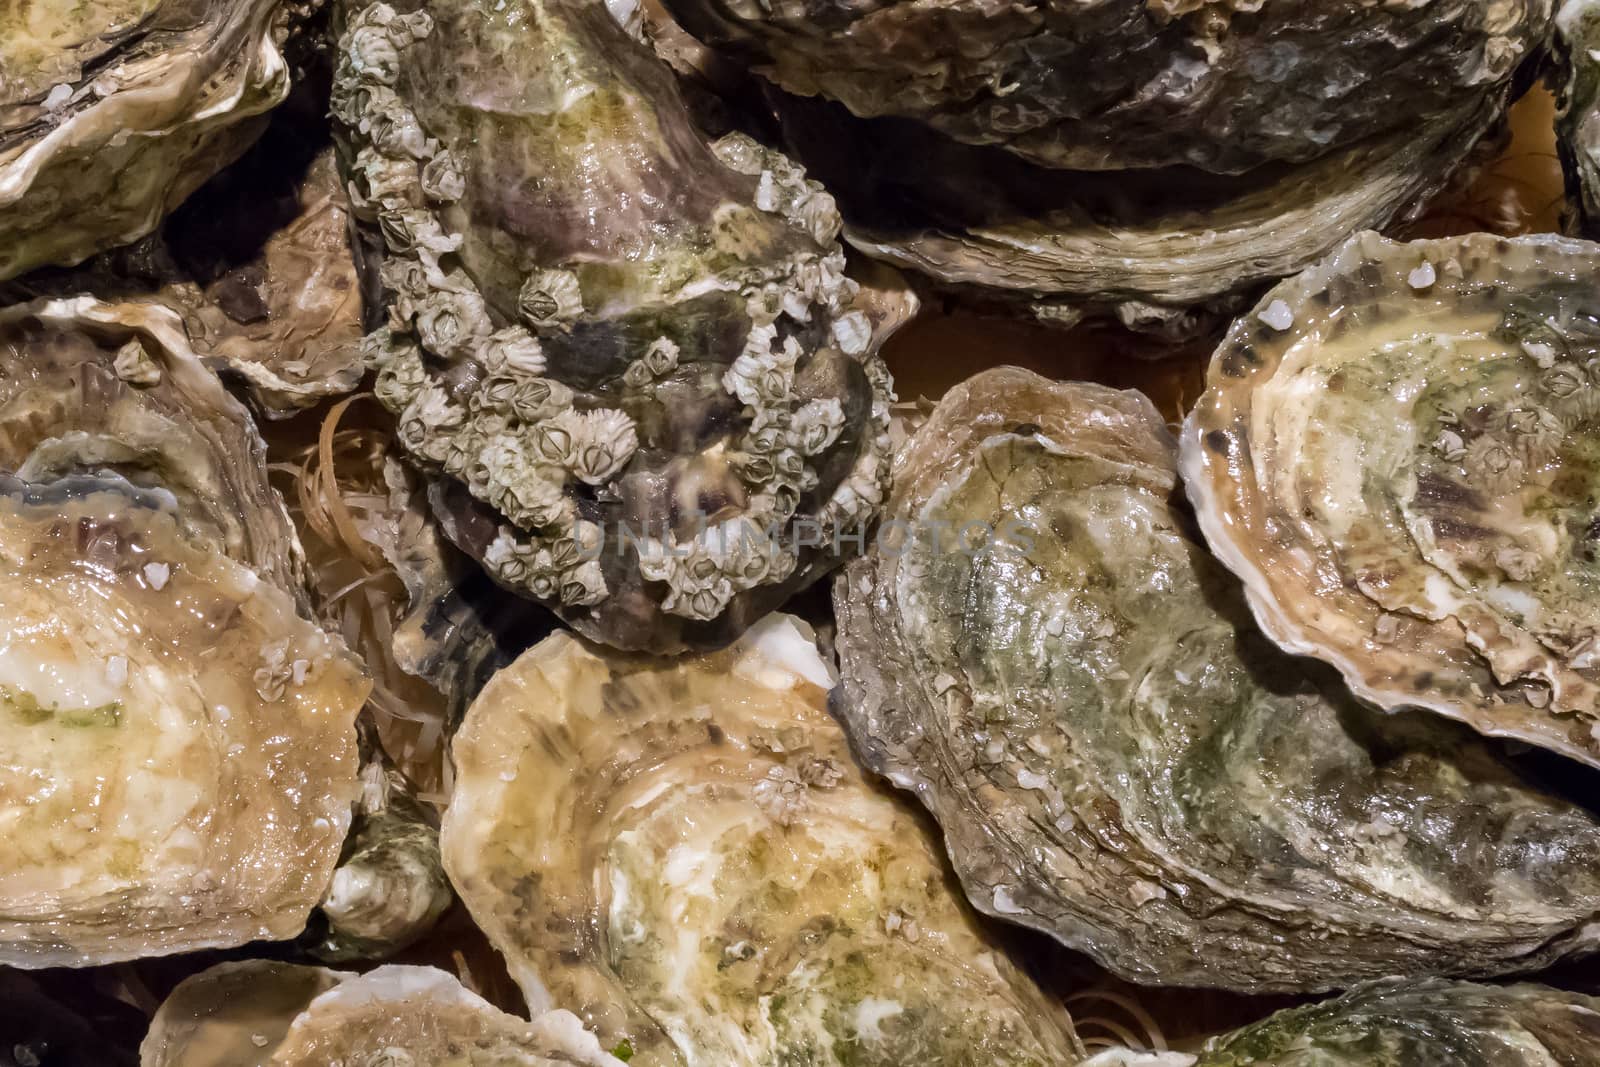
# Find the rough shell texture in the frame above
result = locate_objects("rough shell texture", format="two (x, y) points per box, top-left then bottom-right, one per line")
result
(1559, 0), (1600, 237)
(0, 479), (366, 967)
(332, 0), (913, 653)
(0, 0), (294, 281)
(772, 85), (1512, 333)
(663, 0), (1550, 174)
(1191, 978), (1600, 1065)
(1184, 231), (1600, 767)
(140, 961), (624, 1066)
(312, 748), (453, 962)
(440, 613), (1085, 1066)
(834, 365), (1600, 993)
(0, 297), (307, 602)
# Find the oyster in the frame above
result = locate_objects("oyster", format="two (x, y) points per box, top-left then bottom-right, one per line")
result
(769, 79), (1514, 333)
(312, 732), (453, 962)
(140, 961), (624, 1066)
(1183, 231), (1600, 766)
(1559, 0), (1600, 236)
(0, 297), (306, 599)
(661, 0), (1549, 174)
(0, 0), (297, 281)
(1189, 978), (1600, 1065)
(331, 0), (913, 652)
(0, 477), (366, 966)
(440, 613), (1085, 1065)
(834, 365), (1600, 992)
(0, 297), (368, 966)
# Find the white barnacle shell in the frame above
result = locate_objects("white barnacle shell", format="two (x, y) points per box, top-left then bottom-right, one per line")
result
(518, 269), (584, 330)
(112, 338), (162, 387)
(485, 528), (540, 585)
(348, 22), (403, 87)
(723, 326), (800, 408)
(559, 409), (639, 485)
(385, 9), (435, 46)
(369, 105), (433, 160)
(414, 288), (492, 361)
(796, 190), (842, 246)
(643, 337), (679, 377)
(406, 382), (466, 433)
(790, 398), (846, 456)
(479, 326), (546, 376)
(831, 310), (872, 356)
(558, 559), (607, 607)
(349, 146), (415, 217)
(508, 378), (571, 423)
(373, 345), (427, 414)
(420, 150), (465, 203)
(493, 466), (571, 530)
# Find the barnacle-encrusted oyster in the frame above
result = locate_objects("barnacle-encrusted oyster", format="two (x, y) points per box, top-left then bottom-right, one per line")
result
(1559, 0), (1600, 236)
(440, 614), (1084, 1066)
(0, 0), (297, 281)
(1188, 978), (1600, 1065)
(332, 0), (912, 652)
(0, 297), (306, 599)
(835, 366), (1600, 992)
(662, 0), (1549, 174)
(140, 961), (623, 1066)
(1183, 231), (1600, 766)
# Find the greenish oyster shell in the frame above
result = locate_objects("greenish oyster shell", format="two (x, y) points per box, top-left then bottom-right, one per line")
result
(0, 297), (307, 602)
(833, 365), (1600, 993)
(0, 478), (368, 967)
(1184, 231), (1600, 767)
(662, 0), (1549, 175)
(140, 961), (624, 1066)
(330, 0), (913, 653)
(1191, 978), (1600, 1065)
(770, 76), (1514, 336)
(440, 613), (1084, 1067)
(312, 735), (453, 962)
(0, 0), (296, 281)
(1559, 0), (1600, 237)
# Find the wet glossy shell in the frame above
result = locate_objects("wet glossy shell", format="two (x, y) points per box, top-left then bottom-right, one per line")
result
(0, 0), (292, 280)
(0, 480), (366, 967)
(440, 614), (1084, 1066)
(834, 366), (1600, 992)
(1192, 978), (1600, 1066)
(140, 961), (624, 1066)
(1183, 231), (1600, 766)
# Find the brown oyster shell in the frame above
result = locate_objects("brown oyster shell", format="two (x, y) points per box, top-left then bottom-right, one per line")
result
(1183, 231), (1600, 766)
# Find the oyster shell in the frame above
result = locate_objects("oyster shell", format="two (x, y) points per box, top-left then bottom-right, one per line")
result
(662, 0), (1550, 174)
(1190, 978), (1600, 1065)
(140, 961), (624, 1066)
(770, 82), (1513, 333)
(331, 0), (913, 652)
(1559, 0), (1600, 236)
(1183, 231), (1600, 766)
(0, 478), (366, 967)
(0, 297), (306, 600)
(440, 613), (1084, 1066)
(834, 365), (1600, 992)
(312, 734), (453, 962)
(0, 0), (297, 281)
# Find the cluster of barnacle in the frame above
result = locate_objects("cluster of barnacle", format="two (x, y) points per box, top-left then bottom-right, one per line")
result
(16, 0), (1600, 1064)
